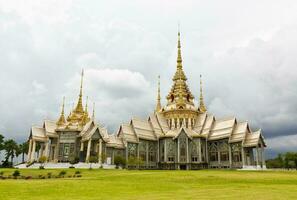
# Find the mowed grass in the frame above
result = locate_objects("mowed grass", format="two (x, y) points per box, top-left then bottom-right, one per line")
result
(0, 169), (297, 200)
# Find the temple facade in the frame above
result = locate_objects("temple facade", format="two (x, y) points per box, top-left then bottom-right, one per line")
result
(27, 32), (266, 169)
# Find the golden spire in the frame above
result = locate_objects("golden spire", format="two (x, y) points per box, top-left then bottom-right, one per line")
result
(81, 96), (90, 125)
(167, 30), (194, 104)
(74, 69), (84, 114)
(155, 75), (162, 113)
(92, 102), (95, 120)
(198, 74), (207, 113)
(57, 96), (66, 126)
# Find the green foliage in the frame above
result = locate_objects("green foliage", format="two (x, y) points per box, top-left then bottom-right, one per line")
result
(3, 139), (18, 165)
(69, 155), (80, 165)
(75, 170), (81, 175)
(12, 170), (20, 178)
(39, 156), (47, 164)
(114, 156), (126, 168)
(0, 134), (4, 151)
(89, 156), (98, 163)
(59, 170), (67, 177)
(267, 152), (297, 169)
(127, 156), (144, 169)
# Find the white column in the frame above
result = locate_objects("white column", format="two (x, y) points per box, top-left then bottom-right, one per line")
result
(98, 139), (102, 164)
(30, 140), (36, 162)
(261, 144), (266, 169)
(186, 138), (189, 165)
(241, 146), (246, 168)
(198, 138), (202, 162)
(80, 141), (84, 151)
(177, 138), (180, 163)
(86, 139), (91, 163)
(228, 144), (232, 168)
(205, 140), (209, 163)
(255, 146), (260, 168)
(54, 137), (60, 163)
(27, 139), (32, 162)
(44, 141), (49, 161)
(164, 139), (167, 162)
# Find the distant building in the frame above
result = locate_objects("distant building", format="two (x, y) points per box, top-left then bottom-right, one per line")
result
(27, 32), (266, 169)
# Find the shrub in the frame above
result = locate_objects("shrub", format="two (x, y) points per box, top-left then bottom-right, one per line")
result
(59, 170), (67, 177)
(75, 170), (81, 175)
(0, 171), (4, 176)
(89, 155), (98, 169)
(12, 170), (20, 178)
(39, 166), (45, 169)
(114, 156), (126, 169)
(25, 176), (32, 180)
(69, 155), (80, 166)
(47, 172), (52, 178)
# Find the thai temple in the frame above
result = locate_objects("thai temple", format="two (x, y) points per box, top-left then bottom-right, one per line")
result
(27, 32), (266, 169)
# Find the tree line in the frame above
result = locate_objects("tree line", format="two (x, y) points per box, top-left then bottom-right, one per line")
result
(266, 152), (297, 169)
(0, 134), (29, 167)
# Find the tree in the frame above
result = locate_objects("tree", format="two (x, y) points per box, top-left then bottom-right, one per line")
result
(18, 142), (29, 163)
(114, 156), (126, 169)
(3, 139), (18, 165)
(0, 134), (4, 163)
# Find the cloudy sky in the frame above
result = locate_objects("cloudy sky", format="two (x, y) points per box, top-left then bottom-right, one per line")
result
(0, 0), (297, 158)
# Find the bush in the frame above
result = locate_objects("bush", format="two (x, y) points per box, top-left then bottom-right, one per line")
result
(39, 156), (47, 164)
(75, 170), (81, 175)
(0, 171), (4, 176)
(69, 155), (80, 165)
(12, 170), (20, 178)
(39, 166), (45, 169)
(114, 156), (126, 169)
(59, 170), (67, 177)
(47, 172), (52, 178)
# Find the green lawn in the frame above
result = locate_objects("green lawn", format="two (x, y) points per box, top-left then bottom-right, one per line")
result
(0, 169), (297, 200)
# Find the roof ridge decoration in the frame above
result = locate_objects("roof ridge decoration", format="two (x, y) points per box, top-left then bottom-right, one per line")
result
(155, 75), (162, 113)
(198, 74), (207, 113)
(56, 96), (66, 126)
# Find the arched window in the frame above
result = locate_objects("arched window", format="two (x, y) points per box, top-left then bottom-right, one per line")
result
(209, 143), (218, 161)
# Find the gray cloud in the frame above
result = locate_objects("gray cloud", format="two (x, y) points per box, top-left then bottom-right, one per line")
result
(0, 0), (297, 157)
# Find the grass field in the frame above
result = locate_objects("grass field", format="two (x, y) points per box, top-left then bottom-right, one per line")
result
(0, 169), (297, 200)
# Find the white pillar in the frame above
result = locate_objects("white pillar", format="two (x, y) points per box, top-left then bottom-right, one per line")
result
(30, 140), (36, 162)
(164, 139), (167, 162)
(255, 146), (260, 168)
(261, 144), (266, 169)
(241, 146), (246, 168)
(80, 141), (84, 151)
(44, 141), (49, 161)
(86, 139), (91, 163)
(229, 144), (232, 168)
(205, 140), (209, 163)
(177, 138), (180, 163)
(198, 138), (202, 162)
(98, 139), (102, 164)
(27, 139), (32, 162)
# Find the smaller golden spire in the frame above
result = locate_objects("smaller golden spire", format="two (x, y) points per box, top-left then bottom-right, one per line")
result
(198, 74), (207, 113)
(74, 69), (84, 114)
(57, 96), (66, 126)
(92, 102), (95, 120)
(81, 96), (90, 126)
(155, 75), (162, 113)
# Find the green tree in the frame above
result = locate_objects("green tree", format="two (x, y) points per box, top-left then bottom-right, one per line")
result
(3, 139), (18, 165)
(19, 142), (29, 163)
(0, 134), (4, 163)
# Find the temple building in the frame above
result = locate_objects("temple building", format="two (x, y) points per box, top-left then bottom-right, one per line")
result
(27, 32), (266, 169)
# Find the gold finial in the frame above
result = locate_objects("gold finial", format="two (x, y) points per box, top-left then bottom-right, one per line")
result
(198, 74), (207, 113)
(74, 69), (84, 114)
(177, 30), (182, 69)
(155, 75), (162, 113)
(92, 102), (95, 120)
(57, 96), (66, 126)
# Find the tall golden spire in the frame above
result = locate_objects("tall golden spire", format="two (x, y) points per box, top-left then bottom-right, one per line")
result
(74, 69), (84, 114)
(57, 96), (66, 126)
(198, 75), (207, 113)
(167, 30), (194, 104)
(155, 75), (162, 113)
